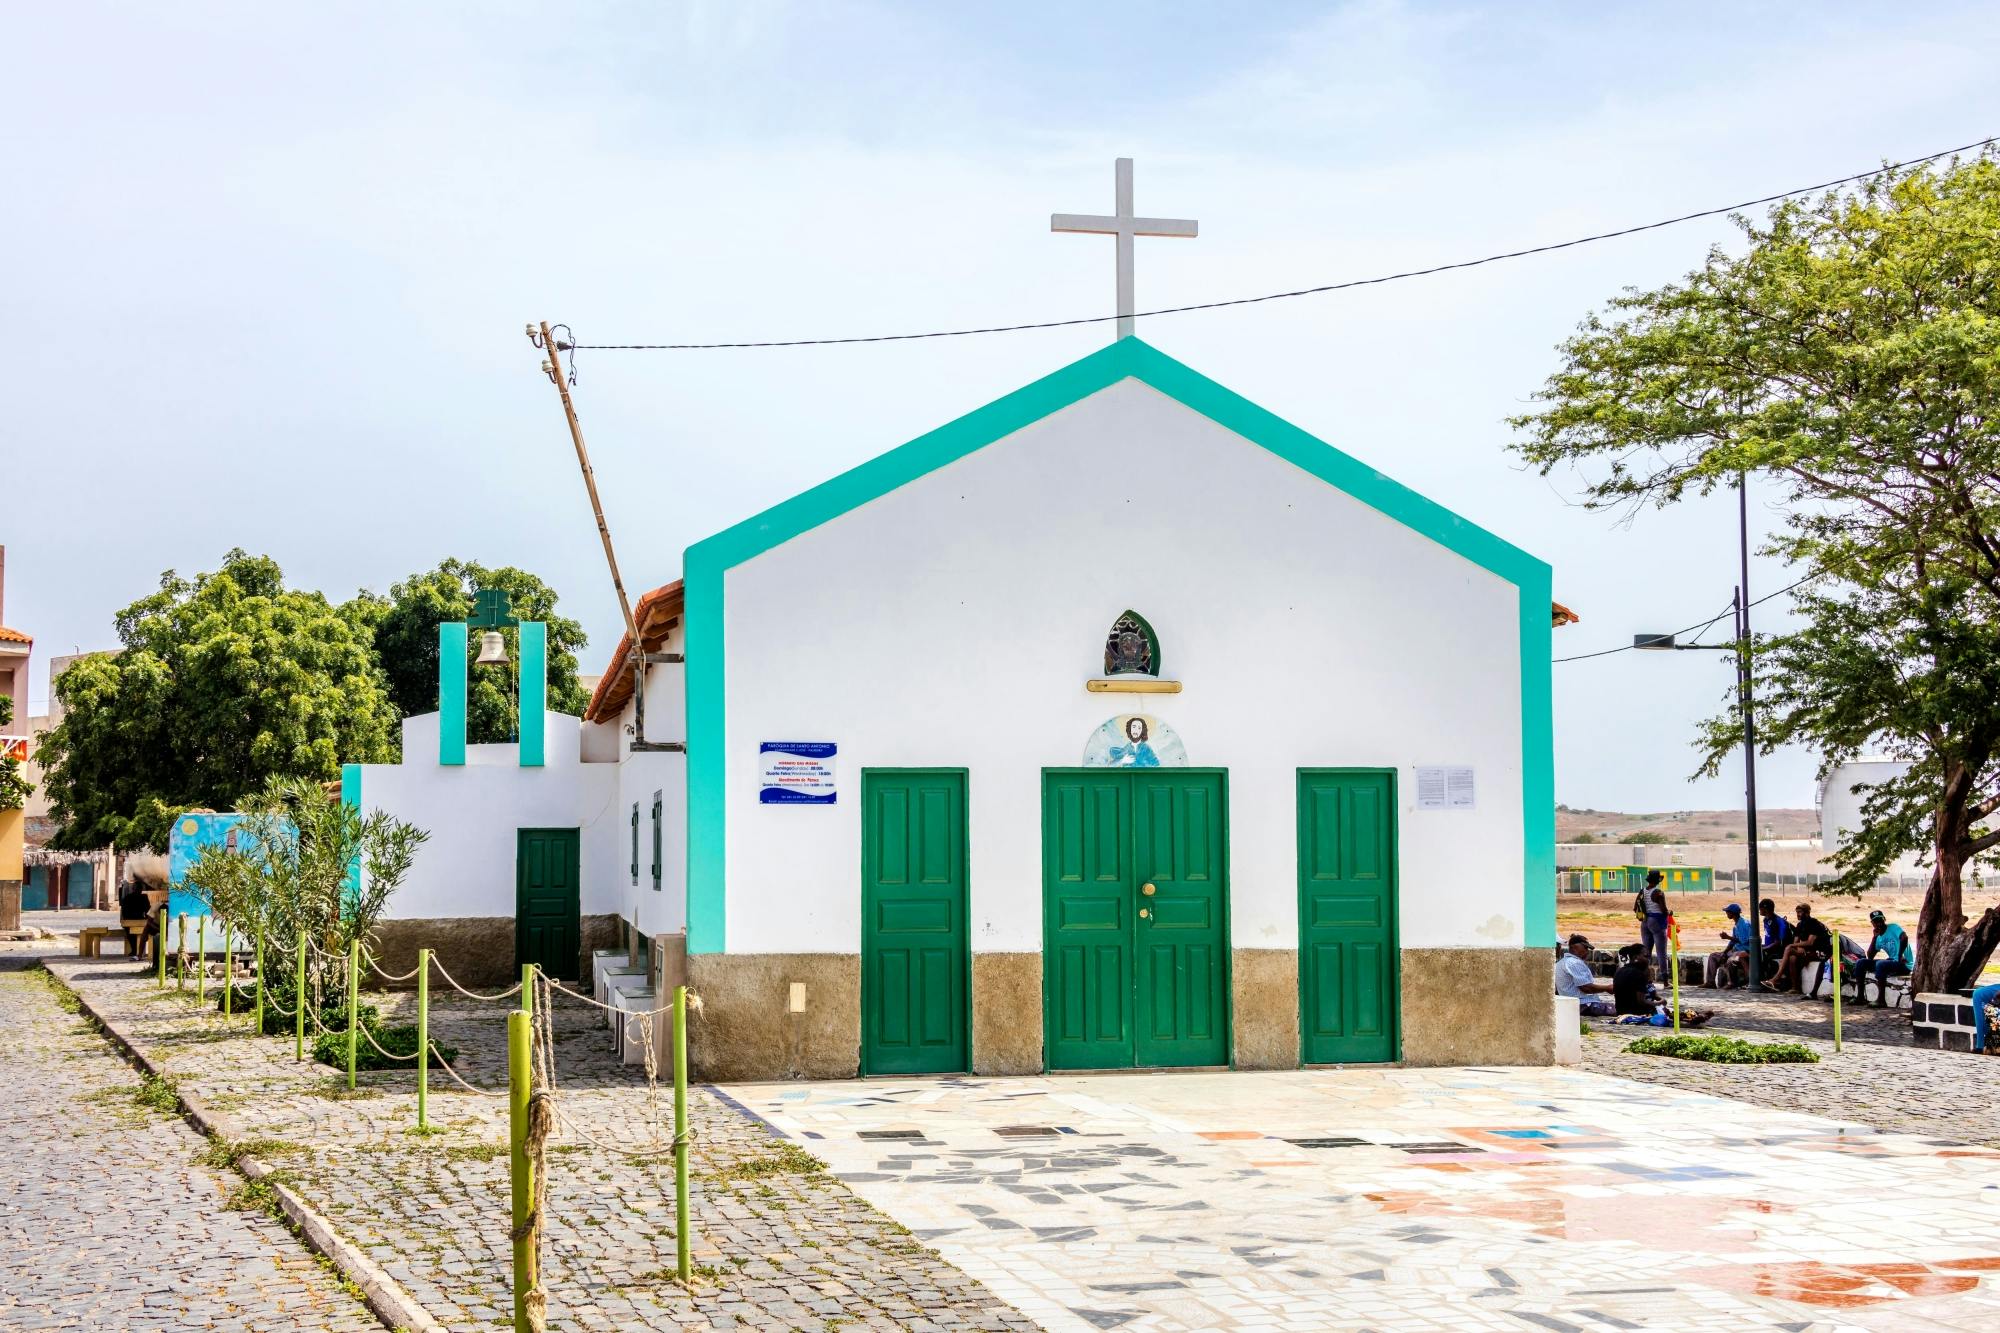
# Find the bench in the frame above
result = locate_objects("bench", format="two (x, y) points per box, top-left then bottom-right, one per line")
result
(78, 926), (134, 958)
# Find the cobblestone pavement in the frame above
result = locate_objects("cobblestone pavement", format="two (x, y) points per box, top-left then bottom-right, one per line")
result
(0, 957), (380, 1331)
(1581, 988), (2000, 1147)
(735, 1067), (2000, 1333)
(47, 957), (1035, 1332)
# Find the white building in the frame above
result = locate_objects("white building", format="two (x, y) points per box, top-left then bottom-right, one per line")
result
(355, 338), (1560, 1079)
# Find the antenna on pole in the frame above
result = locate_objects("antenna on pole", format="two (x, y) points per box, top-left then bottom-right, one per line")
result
(526, 321), (646, 714)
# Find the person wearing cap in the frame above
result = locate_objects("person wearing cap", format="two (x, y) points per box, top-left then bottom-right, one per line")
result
(1705, 903), (1754, 988)
(1555, 934), (1615, 1016)
(1854, 910), (1914, 1006)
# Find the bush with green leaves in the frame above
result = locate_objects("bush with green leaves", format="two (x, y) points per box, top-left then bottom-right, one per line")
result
(1625, 1034), (1819, 1064)
(311, 1023), (457, 1072)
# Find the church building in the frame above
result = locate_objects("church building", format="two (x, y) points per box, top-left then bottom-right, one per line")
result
(583, 335), (1558, 1080)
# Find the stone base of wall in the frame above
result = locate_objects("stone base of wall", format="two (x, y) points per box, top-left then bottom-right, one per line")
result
(1400, 947), (1555, 1067)
(367, 914), (620, 990)
(1912, 991), (1990, 1053)
(972, 953), (1041, 1075)
(1232, 949), (1298, 1069)
(685, 953), (861, 1082)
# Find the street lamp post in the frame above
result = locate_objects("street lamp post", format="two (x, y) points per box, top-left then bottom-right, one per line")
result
(1640, 556), (1768, 980)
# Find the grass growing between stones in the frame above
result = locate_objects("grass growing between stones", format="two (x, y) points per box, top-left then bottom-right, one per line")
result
(1626, 1033), (1820, 1064)
(196, 1136), (309, 1168)
(704, 1140), (827, 1182)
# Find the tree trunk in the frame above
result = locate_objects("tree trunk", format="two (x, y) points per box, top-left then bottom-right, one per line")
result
(1913, 839), (2000, 993)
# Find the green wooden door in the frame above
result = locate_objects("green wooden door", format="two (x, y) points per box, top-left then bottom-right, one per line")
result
(1044, 769), (1228, 1070)
(516, 827), (582, 981)
(1297, 770), (1399, 1063)
(861, 769), (969, 1074)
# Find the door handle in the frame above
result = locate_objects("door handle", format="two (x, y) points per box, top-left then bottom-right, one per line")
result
(1139, 907), (1152, 919)
(1141, 882), (1156, 896)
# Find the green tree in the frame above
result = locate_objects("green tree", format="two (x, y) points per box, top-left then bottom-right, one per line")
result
(38, 550), (397, 851)
(353, 559), (589, 748)
(1512, 155), (2000, 992)
(0, 695), (31, 810)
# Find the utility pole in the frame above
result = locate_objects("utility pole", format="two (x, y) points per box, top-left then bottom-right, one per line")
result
(527, 323), (645, 716)
(1738, 479), (1763, 990)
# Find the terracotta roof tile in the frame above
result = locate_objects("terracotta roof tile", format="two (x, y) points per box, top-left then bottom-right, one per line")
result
(582, 581), (684, 722)
(0, 625), (30, 644)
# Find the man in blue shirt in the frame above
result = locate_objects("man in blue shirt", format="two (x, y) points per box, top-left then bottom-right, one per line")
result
(1855, 909), (1915, 1007)
(1972, 981), (1999, 1053)
(1704, 903), (1754, 988)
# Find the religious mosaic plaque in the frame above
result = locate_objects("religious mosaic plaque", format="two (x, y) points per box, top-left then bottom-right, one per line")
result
(1103, 610), (1160, 676)
(1082, 713), (1188, 768)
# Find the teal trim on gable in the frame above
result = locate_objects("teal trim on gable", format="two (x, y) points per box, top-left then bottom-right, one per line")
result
(341, 763), (362, 904)
(518, 621), (547, 767)
(684, 337), (1555, 954)
(438, 623), (467, 766)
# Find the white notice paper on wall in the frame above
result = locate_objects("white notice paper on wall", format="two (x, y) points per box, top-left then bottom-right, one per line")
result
(1416, 766), (1476, 810)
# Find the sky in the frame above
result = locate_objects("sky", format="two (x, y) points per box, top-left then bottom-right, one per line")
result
(6, 1), (1999, 812)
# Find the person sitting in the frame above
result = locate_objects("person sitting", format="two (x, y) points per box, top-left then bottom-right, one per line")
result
(1768, 903), (1833, 994)
(118, 884), (157, 963)
(1556, 934), (1615, 1016)
(1706, 903), (1753, 988)
(1854, 909), (1914, 1007)
(1973, 982), (1999, 1054)
(1613, 944), (1658, 1016)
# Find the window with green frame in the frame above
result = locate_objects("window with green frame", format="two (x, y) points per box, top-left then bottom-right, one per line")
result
(651, 790), (663, 891)
(1104, 609), (1161, 676)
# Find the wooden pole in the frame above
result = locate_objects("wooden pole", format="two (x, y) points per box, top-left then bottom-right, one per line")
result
(508, 1009), (536, 1333)
(531, 323), (641, 657)
(346, 941), (361, 1090)
(417, 947), (430, 1131)
(294, 928), (307, 1061)
(674, 985), (691, 1283)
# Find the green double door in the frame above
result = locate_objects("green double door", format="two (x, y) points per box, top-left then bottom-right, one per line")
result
(1043, 769), (1229, 1070)
(861, 770), (970, 1075)
(516, 827), (582, 981)
(1298, 769), (1399, 1063)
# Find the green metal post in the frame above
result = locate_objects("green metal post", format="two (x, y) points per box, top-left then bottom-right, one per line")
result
(416, 947), (430, 1131)
(508, 1009), (536, 1333)
(346, 940), (360, 1090)
(177, 914), (187, 991)
(254, 925), (265, 1033)
(294, 928), (307, 1061)
(674, 985), (691, 1283)
(1832, 947), (1844, 1053)
(197, 916), (207, 1004)
(522, 962), (535, 1021)
(156, 904), (167, 987)
(223, 920), (233, 1018)
(1670, 930), (1681, 1033)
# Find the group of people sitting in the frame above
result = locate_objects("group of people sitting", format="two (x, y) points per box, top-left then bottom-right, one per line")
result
(1703, 899), (1913, 1006)
(1553, 867), (1929, 1028)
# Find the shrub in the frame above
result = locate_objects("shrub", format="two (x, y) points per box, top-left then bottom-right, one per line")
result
(311, 1023), (457, 1072)
(1625, 1034), (1819, 1064)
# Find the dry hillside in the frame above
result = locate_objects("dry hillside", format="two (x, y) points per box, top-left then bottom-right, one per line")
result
(1556, 806), (1818, 844)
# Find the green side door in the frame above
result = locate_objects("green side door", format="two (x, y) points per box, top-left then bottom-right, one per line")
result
(516, 827), (582, 981)
(1044, 769), (1229, 1070)
(861, 769), (969, 1075)
(1297, 769), (1398, 1063)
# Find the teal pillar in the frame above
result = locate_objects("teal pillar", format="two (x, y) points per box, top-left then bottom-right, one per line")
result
(439, 622), (467, 765)
(340, 763), (362, 904)
(518, 621), (546, 767)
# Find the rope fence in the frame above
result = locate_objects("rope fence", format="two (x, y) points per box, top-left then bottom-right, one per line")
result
(144, 922), (703, 1323)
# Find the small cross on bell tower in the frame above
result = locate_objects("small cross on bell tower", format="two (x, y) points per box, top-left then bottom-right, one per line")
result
(1052, 158), (1198, 340)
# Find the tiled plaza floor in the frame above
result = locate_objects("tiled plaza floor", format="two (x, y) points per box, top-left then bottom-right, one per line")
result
(732, 1068), (2000, 1333)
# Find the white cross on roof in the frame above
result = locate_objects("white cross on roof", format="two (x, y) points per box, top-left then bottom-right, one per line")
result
(1051, 158), (1198, 340)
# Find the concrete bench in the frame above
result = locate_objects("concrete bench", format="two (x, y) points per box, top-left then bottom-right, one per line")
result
(78, 927), (133, 958)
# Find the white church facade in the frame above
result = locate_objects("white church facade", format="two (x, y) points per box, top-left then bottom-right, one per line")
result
(351, 336), (1559, 1079)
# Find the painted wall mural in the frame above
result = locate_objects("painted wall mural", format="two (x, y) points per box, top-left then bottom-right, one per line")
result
(1083, 713), (1187, 768)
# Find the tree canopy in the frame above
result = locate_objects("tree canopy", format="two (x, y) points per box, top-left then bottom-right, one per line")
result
(38, 550), (397, 851)
(1514, 155), (2000, 992)
(0, 694), (30, 811)
(349, 558), (590, 748)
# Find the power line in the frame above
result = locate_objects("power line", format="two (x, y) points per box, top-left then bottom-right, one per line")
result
(567, 133), (1997, 352)
(1552, 576), (1812, 664)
